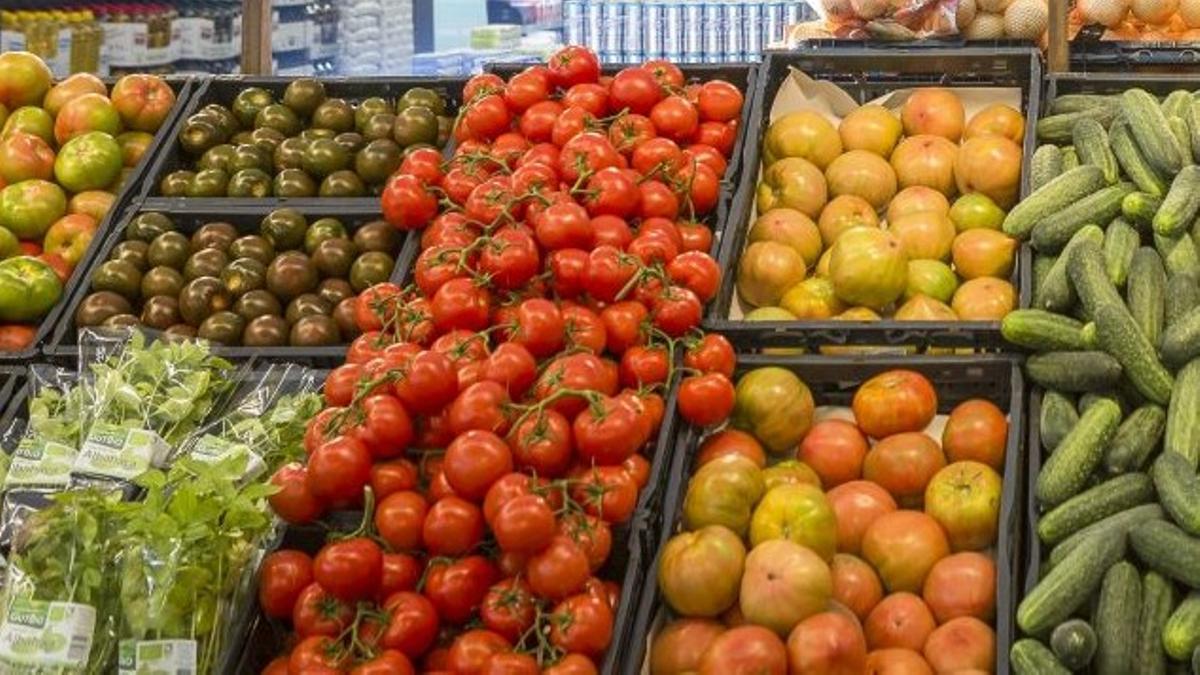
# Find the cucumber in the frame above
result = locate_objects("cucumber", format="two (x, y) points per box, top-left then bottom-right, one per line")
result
(1033, 254), (1056, 300)
(1130, 519), (1200, 587)
(1062, 147), (1080, 171)
(1068, 237), (1126, 317)
(1152, 450), (1200, 535)
(1037, 397), (1122, 506)
(1104, 403), (1167, 473)
(1037, 225), (1104, 312)
(1049, 503), (1163, 567)
(1037, 473), (1155, 545)
(1093, 302), (1174, 405)
(1190, 102), (1200, 163)
(1164, 90), (1195, 120)
(1038, 108), (1118, 144)
(1026, 351), (1123, 393)
(1031, 181), (1135, 253)
(1166, 273), (1200, 329)
(1017, 530), (1127, 635)
(1127, 247), (1168, 347)
(1171, 116), (1195, 168)
(1075, 117), (1121, 183)
(1123, 191), (1165, 228)
(1052, 93), (1116, 114)
(1003, 165), (1108, 240)
(1124, 88), (1184, 176)
(1041, 390), (1080, 452)
(1163, 592), (1200, 661)
(1112, 120), (1170, 197)
(1153, 165), (1200, 236)
(1012, 639), (1073, 675)
(1161, 306), (1200, 368)
(1135, 571), (1175, 675)
(1001, 310), (1091, 352)
(1167, 360), (1200, 468)
(1153, 231), (1200, 278)
(1051, 619), (1097, 671)
(1032, 144), (1064, 191)
(1105, 217), (1141, 288)
(1094, 561), (1142, 675)
(1079, 392), (1117, 415)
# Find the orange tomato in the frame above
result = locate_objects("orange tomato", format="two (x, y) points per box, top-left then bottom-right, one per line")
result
(831, 553), (883, 622)
(865, 648), (934, 675)
(862, 432), (946, 506)
(785, 610), (868, 675)
(826, 480), (897, 554)
(797, 419), (869, 487)
(852, 370), (937, 439)
(696, 429), (767, 469)
(922, 617), (996, 673)
(864, 592), (936, 651)
(861, 511), (950, 593)
(922, 552), (996, 623)
(941, 399), (1008, 470)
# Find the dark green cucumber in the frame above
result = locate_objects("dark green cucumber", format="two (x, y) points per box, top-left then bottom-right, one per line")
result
(1094, 561), (1142, 675)
(1135, 571), (1175, 675)
(1051, 620), (1097, 671)
(1104, 403), (1167, 473)
(1093, 302), (1174, 405)
(1152, 450), (1200, 535)
(1061, 147), (1080, 170)
(1031, 181), (1135, 253)
(1078, 392), (1118, 415)
(1161, 306), (1200, 369)
(1037, 225), (1104, 312)
(1038, 108), (1117, 144)
(1124, 88), (1184, 176)
(1166, 273), (1200, 329)
(1001, 310), (1090, 352)
(1041, 390), (1080, 452)
(1163, 592), (1200, 661)
(1052, 94), (1117, 114)
(1037, 397), (1122, 506)
(1068, 237), (1126, 317)
(1127, 247), (1167, 347)
(1130, 519), (1200, 587)
(1003, 165), (1107, 240)
(1026, 351), (1123, 393)
(1153, 165), (1200, 236)
(1012, 639), (1073, 675)
(1037, 473), (1155, 545)
(1112, 120), (1170, 197)
(1075, 117), (1120, 183)
(1033, 254), (1056, 300)
(1032, 144), (1064, 191)
(1171, 116), (1194, 168)
(1049, 504), (1163, 567)
(1167, 359), (1200, 467)
(1105, 217), (1141, 288)
(1153, 232), (1200, 278)
(1018, 530), (1127, 635)
(1123, 191), (1165, 228)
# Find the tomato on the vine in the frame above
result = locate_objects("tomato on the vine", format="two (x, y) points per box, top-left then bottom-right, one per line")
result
(306, 435), (372, 506)
(479, 226), (541, 290)
(551, 106), (598, 148)
(582, 245), (639, 303)
(459, 94), (513, 142)
(375, 490), (428, 550)
(637, 180), (680, 221)
(558, 512), (614, 572)
(589, 215), (634, 250)
(269, 463), (325, 524)
(519, 100), (564, 143)
(650, 95), (700, 143)
(492, 493), (557, 554)
(526, 535), (591, 601)
(619, 344), (670, 388)
(609, 67), (664, 115)
(480, 578), (538, 642)
(383, 173), (438, 231)
(558, 132), (622, 184)
(379, 552), (422, 599)
(667, 250), (722, 303)
(651, 285), (703, 337)
(678, 372), (736, 427)
(290, 635), (347, 673)
(508, 409), (574, 478)
(548, 45), (601, 88)
(258, 550), (313, 619)
(607, 114), (656, 155)
(643, 60), (685, 89)
(697, 79), (745, 122)
(583, 167), (640, 219)
(504, 67), (552, 113)
(562, 82), (609, 117)
(431, 278), (492, 333)
(355, 394), (414, 459)
(422, 495), (485, 555)
(684, 333), (736, 377)
(573, 395), (649, 466)
(550, 593), (615, 658)
(571, 465), (638, 523)
(400, 147), (445, 186)
(293, 582), (353, 637)
(464, 73), (506, 101)
(382, 591), (440, 657)
(424, 556), (498, 624)
(313, 537), (383, 602)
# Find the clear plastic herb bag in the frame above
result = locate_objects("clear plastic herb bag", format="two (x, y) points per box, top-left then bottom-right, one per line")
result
(172, 364), (322, 483)
(0, 489), (124, 674)
(71, 329), (238, 493)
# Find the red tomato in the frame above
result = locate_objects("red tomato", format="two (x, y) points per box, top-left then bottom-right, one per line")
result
(573, 395), (649, 465)
(448, 381), (513, 437)
(922, 552), (997, 624)
(865, 592), (936, 651)
(691, 122), (735, 158)
(550, 593), (615, 658)
(642, 60), (685, 88)
(526, 535), (591, 601)
(504, 67), (552, 112)
(431, 278), (492, 333)
(543, 654), (599, 675)
(258, 550), (313, 619)
(599, 301), (648, 354)
(786, 611), (868, 675)
(619, 344), (670, 388)
(552, 106), (598, 147)
(383, 173), (438, 230)
(697, 80), (745, 122)
(382, 591), (440, 657)
(424, 556), (498, 624)
(684, 162), (721, 215)
(443, 430), (514, 500)
(862, 511), (951, 593)
(562, 82), (609, 116)
(665, 251), (720, 303)
(443, 166), (487, 205)
(448, 629), (511, 675)
(590, 215), (634, 249)
(268, 462), (324, 524)
(400, 147), (445, 185)
(941, 399), (1008, 470)
(638, 180), (680, 221)
(627, 232), (679, 266)
(533, 352), (618, 417)
(862, 432), (947, 505)
(519, 100), (564, 142)
(650, 95), (700, 143)
(852, 370), (938, 439)
(571, 465), (638, 523)
(481, 578), (538, 642)
(379, 552), (422, 599)
(608, 114), (656, 155)
(632, 137), (683, 175)
(678, 373), (735, 427)
(562, 304), (608, 354)
(481, 652), (540, 675)
(508, 409), (574, 477)
(422, 496), (485, 556)
(609, 67), (664, 115)
(262, 656), (289, 675)
(375, 490), (428, 550)
(493, 494), (556, 554)
(350, 650), (415, 675)
(392, 350), (455, 415)
(479, 226), (540, 290)
(583, 246), (639, 304)
(548, 248), (590, 299)
(313, 537), (382, 602)
(306, 436), (372, 506)
(558, 513), (613, 572)
(683, 144), (728, 177)
(558, 132), (622, 184)
(510, 297), (565, 357)
(699, 626), (788, 674)
(651, 286), (702, 337)
(322, 363), (362, 407)
(798, 419), (870, 488)
(354, 283), (402, 333)
(465, 175), (516, 224)
(548, 45), (601, 87)
(459, 94), (512, 141)
(415, 245), (467, 297)
(520, 141), (562, 169)
(482, 472), (540, 525)
(293, 582), (353, 637)
(481, 343), (536, 399)
(289, 635), (347, 673)
(355, 394), (413, 460)
(584, 167), (640, 219)
(465, 73), (505, 101)
(346, 332), (387, 365)
(369, 459), (418, 501)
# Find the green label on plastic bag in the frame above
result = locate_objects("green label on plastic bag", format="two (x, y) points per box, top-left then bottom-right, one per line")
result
(4, 438), (76, 489)
(118, 639), (196, 675)
(0, 598), (95, 668)
(73, 422), (169, 481)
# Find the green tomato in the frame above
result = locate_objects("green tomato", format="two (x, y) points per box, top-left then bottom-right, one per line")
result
(682, 454), (765, 537)
(748, 483), (839, 560)
(0, 255), (64, 321)
(0, 226), (19, 259)
(54, 131), (123, 193)
(0, 179), (67, 240)
(657, 525), (746, 617)
(731, 367), (815, 454)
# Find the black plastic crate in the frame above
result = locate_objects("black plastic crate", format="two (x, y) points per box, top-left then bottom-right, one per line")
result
(623, 353), (1026, 675)
(44, 203), (410, 364)
(235, 382), (684, 673)
(0, 77), (195, 364)
(1070, 25), (1200, 72)
(1047, 70), (1200, 99)
(136, 75), (469, 210)
(706, 47), (1042, 352)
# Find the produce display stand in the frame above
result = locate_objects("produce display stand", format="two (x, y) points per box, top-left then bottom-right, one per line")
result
(622, 353), (1027, 675)
(0, 77), (196, 365)
(706, 46), (1041, 353)
(44, 202), (408, 364)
